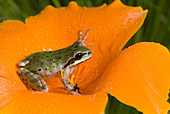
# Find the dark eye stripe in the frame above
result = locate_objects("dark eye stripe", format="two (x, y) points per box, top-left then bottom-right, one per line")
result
(63, 58), (75, 68)
(63, 53), (87, 68)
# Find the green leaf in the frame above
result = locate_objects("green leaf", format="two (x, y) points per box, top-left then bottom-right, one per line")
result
(167, 90), (170, 103)
(105, 94), (143, 114)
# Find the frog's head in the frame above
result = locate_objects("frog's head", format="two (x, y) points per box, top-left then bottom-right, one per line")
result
(63, 30), (92, 68)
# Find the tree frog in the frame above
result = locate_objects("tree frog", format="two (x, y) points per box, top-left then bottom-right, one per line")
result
(18, 30), (92, 95)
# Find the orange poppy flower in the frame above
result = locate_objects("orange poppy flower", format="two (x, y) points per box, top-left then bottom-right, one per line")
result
(0, 0), (169, 113)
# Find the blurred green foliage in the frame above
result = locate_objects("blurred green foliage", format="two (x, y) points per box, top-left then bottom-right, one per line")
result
(0, 0), (169, 113)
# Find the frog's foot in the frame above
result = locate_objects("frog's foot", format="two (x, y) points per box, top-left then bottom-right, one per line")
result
(18, 68), (48, 92)
(62, 78), (81, 95)
(70, 91), (81, 95)
(73, 84), (81, 94)
(79, 30), (93, 47)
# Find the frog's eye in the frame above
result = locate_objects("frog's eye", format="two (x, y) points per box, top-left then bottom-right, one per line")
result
(75, 53), (83, 59)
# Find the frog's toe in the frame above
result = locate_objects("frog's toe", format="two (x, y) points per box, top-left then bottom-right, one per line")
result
(70, 91), (81, 95)
(38, 83), (49, 92)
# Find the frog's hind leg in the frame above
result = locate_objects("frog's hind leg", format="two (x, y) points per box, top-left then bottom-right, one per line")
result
(18, 68), (48, 92)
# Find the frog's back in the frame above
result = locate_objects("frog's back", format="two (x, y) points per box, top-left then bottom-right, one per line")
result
(24, 51), (64, 79)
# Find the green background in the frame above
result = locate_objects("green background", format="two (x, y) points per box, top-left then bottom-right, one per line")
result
(0, 0), (169, 113)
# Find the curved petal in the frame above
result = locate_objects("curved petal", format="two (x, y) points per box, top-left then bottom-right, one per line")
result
(89, 42), (170, 113)
(0, 85), (107, 114)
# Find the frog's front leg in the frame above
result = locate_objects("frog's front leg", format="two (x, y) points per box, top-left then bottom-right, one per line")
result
(18, 68), (48, 92)
(62, 67), (80, 95)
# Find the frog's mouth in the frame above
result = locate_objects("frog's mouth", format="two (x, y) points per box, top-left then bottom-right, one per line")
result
(63, 51), (92, 68)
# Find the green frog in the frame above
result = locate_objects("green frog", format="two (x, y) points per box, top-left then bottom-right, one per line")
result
(18, 30), (92, 95)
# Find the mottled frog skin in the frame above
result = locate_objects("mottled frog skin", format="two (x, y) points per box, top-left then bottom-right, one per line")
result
(18, 30), (92, 95)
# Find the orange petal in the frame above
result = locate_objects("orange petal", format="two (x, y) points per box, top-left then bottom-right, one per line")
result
(0, 90), (107, 114)
(90, 42), (170, 113)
